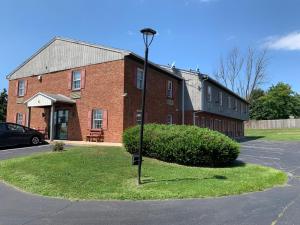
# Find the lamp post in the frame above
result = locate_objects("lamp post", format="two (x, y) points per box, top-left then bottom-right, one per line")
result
(138, 28), (157, 185)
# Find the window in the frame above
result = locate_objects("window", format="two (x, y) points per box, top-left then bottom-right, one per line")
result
(18, 80), (25, 96)
(72, 71), (81, 90)
(219, 91), (223, 106)
(207, 86), (212, 102)
(167, 80), (173, 98)
(7, 123), (24, 132)
(136, 110), (142, 124)
(228, 96), (231, 109)
(92, 109), (103, 129)
(136, 68), (144, 90)
(167, 114), (173, 125)
(16, 113), (23, 125)
(234, 99), (238, 111)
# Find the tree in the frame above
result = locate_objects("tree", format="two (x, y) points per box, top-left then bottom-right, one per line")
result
(0, 89), (8, 122)
(214, 47), (268, 101)
(250, 83), (300, 120)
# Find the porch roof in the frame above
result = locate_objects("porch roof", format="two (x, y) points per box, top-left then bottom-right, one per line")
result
(24, 92), (76, 107)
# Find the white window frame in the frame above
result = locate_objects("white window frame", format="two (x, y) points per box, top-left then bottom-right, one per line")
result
(72, 71), (81, 90)
(136, 68), (144, 90)
(167, 114), (173, 125)
(136, 110), (142, 124)
(18, 80), (25, 97)
(167, 80), (173, 98)
(16, 113), (23, 125)
(219, 91), (223, 106)
(207, 86), (212, 102)
(92, 109), (103, 129)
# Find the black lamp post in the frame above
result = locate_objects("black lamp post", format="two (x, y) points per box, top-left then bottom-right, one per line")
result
(138, 28), (157, 185)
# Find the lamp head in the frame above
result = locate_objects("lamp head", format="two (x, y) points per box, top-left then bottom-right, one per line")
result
(140, 28), (157, 47)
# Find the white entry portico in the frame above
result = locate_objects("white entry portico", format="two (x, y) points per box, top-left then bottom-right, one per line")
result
(24, 92), (76, 141)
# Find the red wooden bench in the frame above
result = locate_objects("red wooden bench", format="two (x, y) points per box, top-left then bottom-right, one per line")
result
(86, 129), (104, 142)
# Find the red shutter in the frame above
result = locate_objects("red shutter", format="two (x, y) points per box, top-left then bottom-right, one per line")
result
(15, 81), (19, 96)
(102, 110), (108, 130)
(88, 110), (92, 129)
(81, 69), (86, 89)
(166, 80), (168, 97)
(133, 111), (137, 125)
(23, 113), (26, 126)
(145, 112), (148, 123)
(132, 65), (137, 87)
(68, 71), (72, 90)
(172, 81), (174, 98)
(24, 80), (28, 96)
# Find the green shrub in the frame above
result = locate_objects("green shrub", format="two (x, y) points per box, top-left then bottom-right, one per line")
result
(52, 142), (65, 152)
(123, 124), (240, 167)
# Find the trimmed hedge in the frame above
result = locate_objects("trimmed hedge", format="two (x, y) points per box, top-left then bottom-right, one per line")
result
(123, 124), (240, 167)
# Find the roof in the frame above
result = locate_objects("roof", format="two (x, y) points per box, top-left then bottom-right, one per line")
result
(24, 92), (76, 105)
(6, 37), (181, 81)
(160, 65), (249, 104)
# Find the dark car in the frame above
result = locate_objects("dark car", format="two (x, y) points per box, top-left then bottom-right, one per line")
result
(0, 122), (44, 148)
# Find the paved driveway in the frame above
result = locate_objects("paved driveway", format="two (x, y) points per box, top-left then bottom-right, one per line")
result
(0, 140), (300, 225)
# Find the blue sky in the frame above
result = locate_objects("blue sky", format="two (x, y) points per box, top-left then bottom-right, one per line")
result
(1, 0), (300, 92)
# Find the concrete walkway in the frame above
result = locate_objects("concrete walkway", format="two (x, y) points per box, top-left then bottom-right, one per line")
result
(0, 140), (300, 225)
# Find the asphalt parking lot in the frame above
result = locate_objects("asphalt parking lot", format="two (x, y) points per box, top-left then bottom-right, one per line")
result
(0, 140), (300, 225)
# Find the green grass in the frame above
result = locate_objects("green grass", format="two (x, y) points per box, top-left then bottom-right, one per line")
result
(246, 128), (300, 141)
(0, 147), (287, 200)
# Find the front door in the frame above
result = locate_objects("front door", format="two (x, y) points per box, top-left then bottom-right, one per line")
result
(54, 109), (69, 140)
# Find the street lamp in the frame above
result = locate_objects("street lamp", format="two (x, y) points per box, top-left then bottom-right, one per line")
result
(138, 28), (157, 185)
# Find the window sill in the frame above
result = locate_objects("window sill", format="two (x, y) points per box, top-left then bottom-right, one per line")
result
(71, 89), (81, 92)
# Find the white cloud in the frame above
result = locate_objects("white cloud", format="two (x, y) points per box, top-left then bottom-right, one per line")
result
(185, 0), (217, 6)
(226, 35), (236, 41)
(263, 31), (300, 50)
(127, 30), (135, 36)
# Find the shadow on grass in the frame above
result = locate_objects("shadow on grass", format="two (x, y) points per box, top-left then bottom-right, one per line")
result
(237, 136), (265, 143)
(142, 160), (247, 184)
(142, 175), (228, 184)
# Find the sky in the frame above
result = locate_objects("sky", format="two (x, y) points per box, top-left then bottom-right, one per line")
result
(1, 0), (300, 92)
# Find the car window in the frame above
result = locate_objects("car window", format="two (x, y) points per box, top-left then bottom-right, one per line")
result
(0, 123), (7, 132)
(7, 124), (25, 132)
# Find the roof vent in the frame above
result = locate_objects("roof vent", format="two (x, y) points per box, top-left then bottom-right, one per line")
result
(171, 61), (176, 69)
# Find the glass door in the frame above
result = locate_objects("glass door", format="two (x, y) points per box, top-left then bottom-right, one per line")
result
(54, 109), (69, 140)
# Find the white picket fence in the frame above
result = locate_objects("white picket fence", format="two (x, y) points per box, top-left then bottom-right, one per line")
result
(245, 119), (300, 129)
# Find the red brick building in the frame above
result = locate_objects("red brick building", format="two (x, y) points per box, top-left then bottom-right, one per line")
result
(6, 37), (248, 143)
(6, 37), (182, 142)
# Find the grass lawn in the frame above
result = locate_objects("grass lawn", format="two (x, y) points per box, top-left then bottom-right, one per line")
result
(0, 146), (287, 200)
(245, 128), (300, 141)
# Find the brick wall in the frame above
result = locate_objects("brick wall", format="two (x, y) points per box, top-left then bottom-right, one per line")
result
(123, 57), (182, 130)
(7, 60), (125, 143)
(185, 111), (244, 138)
(7, 58), (183, 143)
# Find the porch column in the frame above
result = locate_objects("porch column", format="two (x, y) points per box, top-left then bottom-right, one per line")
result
(26, 107), (31, 127)
(49, 105), (55, 141)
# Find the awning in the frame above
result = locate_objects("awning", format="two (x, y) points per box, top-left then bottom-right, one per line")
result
(24, 92), (75, 107)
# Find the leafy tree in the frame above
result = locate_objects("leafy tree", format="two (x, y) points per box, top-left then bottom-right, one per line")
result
(0, 89), (8, 122)
(250, 83), (300, 120)
(249, 88), (265, 104)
